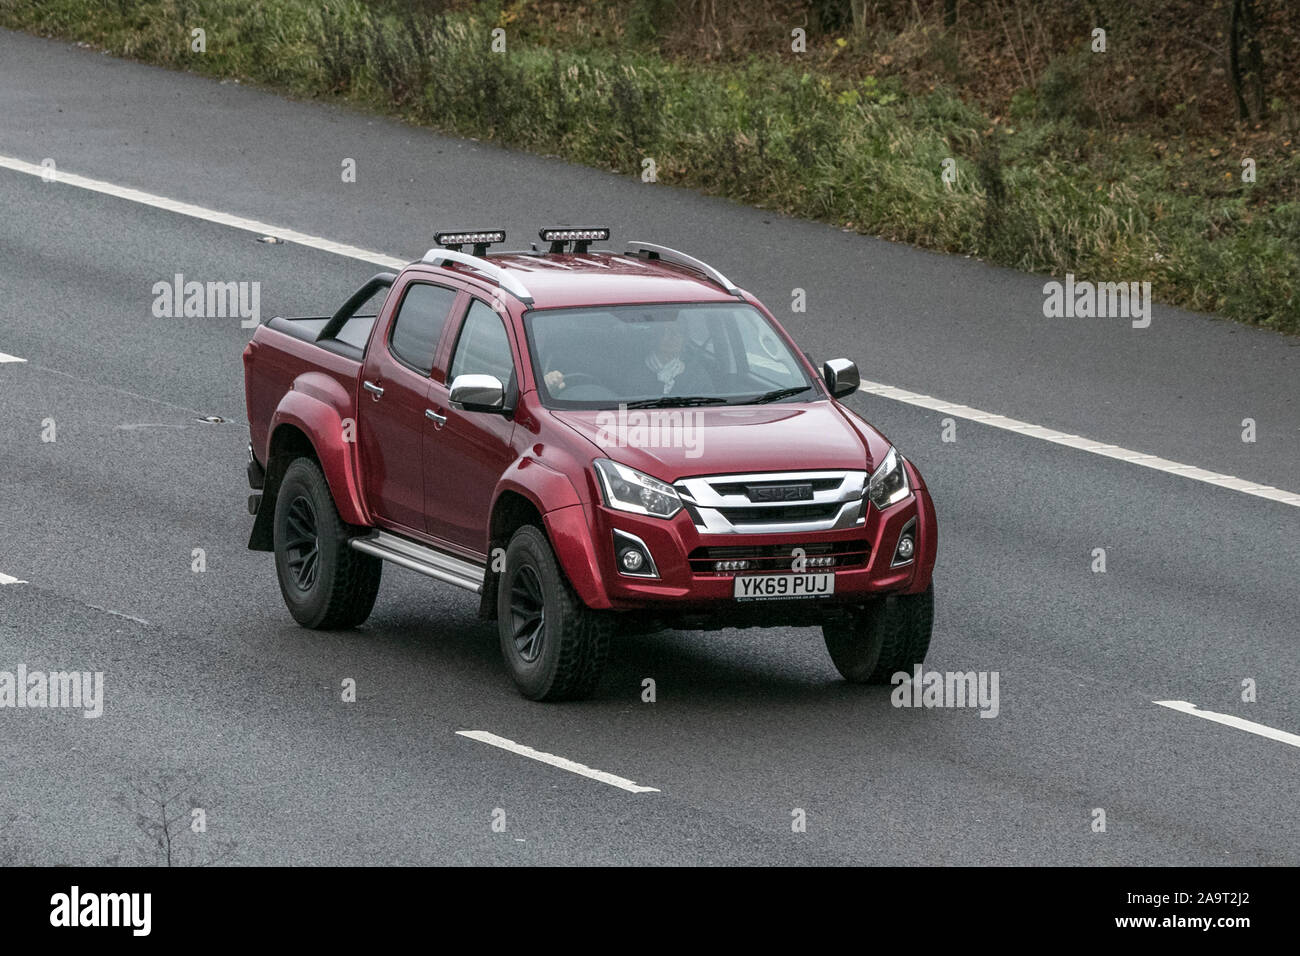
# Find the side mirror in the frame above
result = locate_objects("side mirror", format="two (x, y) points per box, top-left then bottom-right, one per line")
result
(822, 358), (860, 399)
(449, 373), (506, 412)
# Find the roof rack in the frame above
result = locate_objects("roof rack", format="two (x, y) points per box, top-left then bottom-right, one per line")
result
(625, 241), (743, 298)
(421, 248), (534, 305)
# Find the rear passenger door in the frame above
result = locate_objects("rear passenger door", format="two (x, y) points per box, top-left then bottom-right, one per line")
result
(423, 297), (519, 553)
(357, 279), (458, 533)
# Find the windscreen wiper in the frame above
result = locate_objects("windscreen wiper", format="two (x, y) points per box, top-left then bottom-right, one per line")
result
(746, 385), (813, 404)
(624, 395), (729, 408)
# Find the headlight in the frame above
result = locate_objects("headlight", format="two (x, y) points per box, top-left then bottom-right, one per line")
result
(867, 446), (910, 510)
(593, 459), (682, 518)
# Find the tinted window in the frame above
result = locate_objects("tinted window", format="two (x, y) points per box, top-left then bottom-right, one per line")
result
(389, 283), (457, 375)
(449, 300), (514, 384)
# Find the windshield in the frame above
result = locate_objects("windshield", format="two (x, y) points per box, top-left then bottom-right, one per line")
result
(524, 303), (817, 409)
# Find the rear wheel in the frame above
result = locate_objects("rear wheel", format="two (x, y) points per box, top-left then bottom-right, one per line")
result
(273, 457), (382, 629)
(822, 586), (934, 683)
(497, 525), (610, 701)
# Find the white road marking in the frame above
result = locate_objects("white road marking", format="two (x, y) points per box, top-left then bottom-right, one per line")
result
(2, 152), (1295, 509)
(457, 730), (660, 793)
(85, 603), (154, 627)
(0, 572), (28, 585)
(1155, 700), (1300, 750)
(0, 351), (27, 363)
(860, 381), (1300, 508)
(0, 154), (405, 271)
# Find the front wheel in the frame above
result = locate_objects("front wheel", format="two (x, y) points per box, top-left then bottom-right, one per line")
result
(497, 525), (610, 701)
(272, 457), (382, 629)
(822, 586), (934, 683)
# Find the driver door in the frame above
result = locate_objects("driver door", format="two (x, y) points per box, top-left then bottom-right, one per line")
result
(423, 297), (520, 554)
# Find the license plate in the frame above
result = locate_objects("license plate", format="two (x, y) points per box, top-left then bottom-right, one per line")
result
(733, 573), (835, 601)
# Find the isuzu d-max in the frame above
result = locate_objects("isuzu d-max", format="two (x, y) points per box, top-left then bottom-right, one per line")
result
(243, 229), (937, 700)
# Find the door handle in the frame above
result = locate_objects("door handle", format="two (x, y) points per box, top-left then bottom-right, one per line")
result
(425, 408), (447, 425)
(363, 380), (384, 399)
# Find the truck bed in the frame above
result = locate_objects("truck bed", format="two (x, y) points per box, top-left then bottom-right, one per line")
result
(265, 313), (376, 361)
(245, 316), (372, 466)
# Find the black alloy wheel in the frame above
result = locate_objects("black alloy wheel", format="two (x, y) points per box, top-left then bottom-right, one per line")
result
(283, 495), (320, 591)
(509, 564), (547, 663)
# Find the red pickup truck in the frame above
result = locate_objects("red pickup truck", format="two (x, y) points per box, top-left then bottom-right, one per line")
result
(243, 229), (937, 700)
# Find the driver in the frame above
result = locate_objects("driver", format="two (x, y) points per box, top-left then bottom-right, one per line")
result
(644, 320), (688, 394)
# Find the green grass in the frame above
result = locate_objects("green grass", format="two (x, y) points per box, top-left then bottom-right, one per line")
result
(2, 0), (1295, 332)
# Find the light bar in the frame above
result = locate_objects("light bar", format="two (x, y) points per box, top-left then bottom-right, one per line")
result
(436, 230), (505, 246)
(539, 228), (610, 242)
(435, 230), (505, 256)
(539, 227), (610, 253)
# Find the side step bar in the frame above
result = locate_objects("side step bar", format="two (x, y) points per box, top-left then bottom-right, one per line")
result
(349, 530), (486, 594)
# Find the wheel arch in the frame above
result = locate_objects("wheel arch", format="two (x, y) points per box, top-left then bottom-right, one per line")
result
(478, 489), (545, 620)
(901, 458), (938, 594)
(479, 462), (608, 617)
(249, 379), (369, 551)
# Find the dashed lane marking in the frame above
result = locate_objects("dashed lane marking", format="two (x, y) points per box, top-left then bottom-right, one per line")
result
(457, 730), (660, 793)
(1155, 700), (1300, 750)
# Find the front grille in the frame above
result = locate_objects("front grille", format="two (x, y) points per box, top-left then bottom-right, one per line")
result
(674, 469), (868, 533)
(689, 540), (870, 574)
(710, 477), (843, 497)
(717, 503), (842, 523)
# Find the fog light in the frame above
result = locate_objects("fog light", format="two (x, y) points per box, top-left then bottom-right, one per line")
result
(896, 535), (914, 559)
(612, 530), (658, 578)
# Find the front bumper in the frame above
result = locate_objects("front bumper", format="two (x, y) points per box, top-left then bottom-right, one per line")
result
(549, 459), (937, 614)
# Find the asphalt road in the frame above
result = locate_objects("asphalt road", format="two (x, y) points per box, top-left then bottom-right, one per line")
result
(0, 29), (1297, 866)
